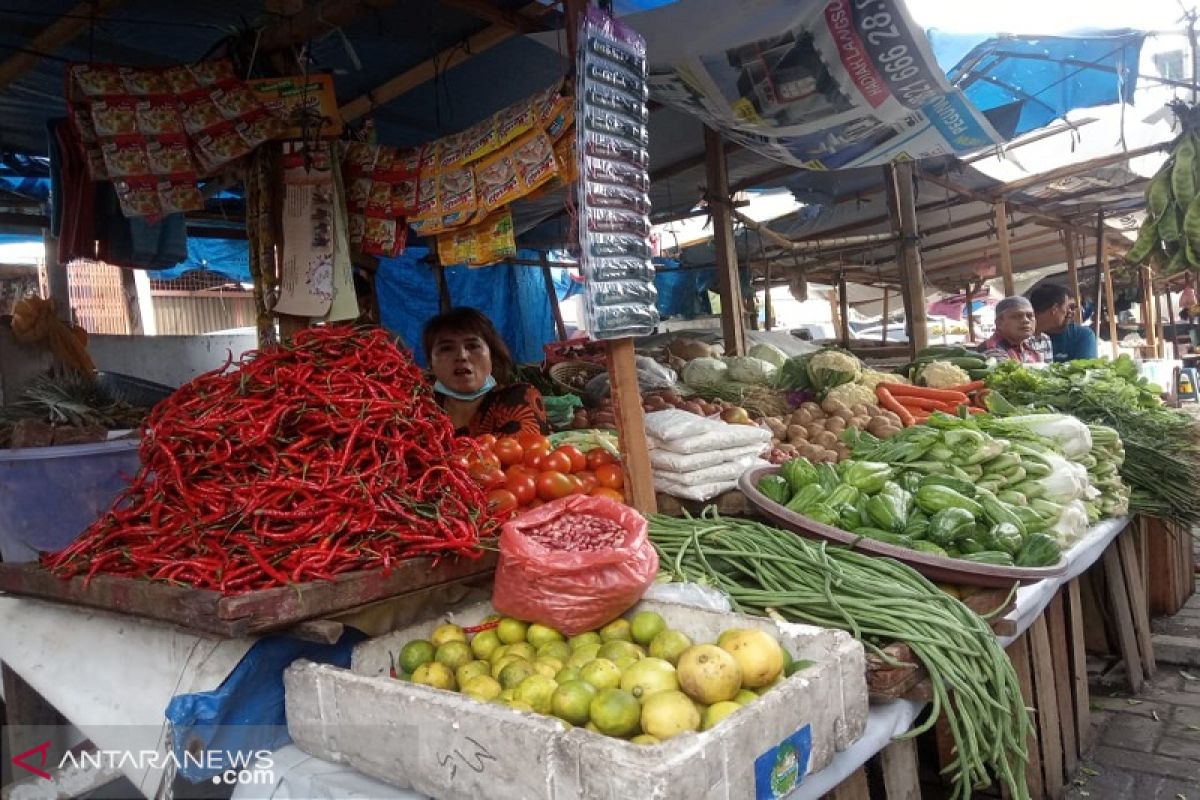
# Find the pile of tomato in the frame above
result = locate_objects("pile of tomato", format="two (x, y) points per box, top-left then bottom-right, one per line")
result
(462, 431), (625, 517)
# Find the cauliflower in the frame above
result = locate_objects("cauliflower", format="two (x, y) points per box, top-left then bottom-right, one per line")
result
(824, 382), (877, 407)
(857, 369), (909, 390)
(919, 360), (970, 389)
(806, 348), (861, 392)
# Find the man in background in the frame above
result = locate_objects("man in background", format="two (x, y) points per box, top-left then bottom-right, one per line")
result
(980, 296), (1048, 363)
(1028, 284), (1098, 362)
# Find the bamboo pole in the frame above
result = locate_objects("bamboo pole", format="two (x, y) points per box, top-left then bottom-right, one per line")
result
(705, 125), (747, 355)
(881, 288), (890, 343)
(1166, 287), (1179, 359)
(1099, 213), (1119, 358)
(965, 284), (976, 343)
(1064, 232), (1082, 323)
(764, 259), (774, 331)
(838, 274), (851, 347)
(887, 162), (928, 354)
(995, 201), (1016, 295)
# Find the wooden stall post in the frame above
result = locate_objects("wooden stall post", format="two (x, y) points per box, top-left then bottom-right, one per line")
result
(880, 287), (890, 342)
(764, 259), (774, 331)
(838, 273), (851, 347)
(606, 338), (656, 513)
(539, 254), (567, 341)
(704, 125), (747, 355)
(1166, 285), (1179, 359)
(42, 230), (70, 322)
(1093, 215), (1105, 337)
(1064, 232), (1082, 322)
(887, 162), (928, 354)
(1152, 276), (1166, 357)
(1099, 213), (1119, 358)
(964, 283), (975, 342)
(1140, 265), (1158, 354)
(994, 201), (1016, 296)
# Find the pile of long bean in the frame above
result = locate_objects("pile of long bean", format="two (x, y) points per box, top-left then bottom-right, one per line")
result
(648, 510), (1030, 800)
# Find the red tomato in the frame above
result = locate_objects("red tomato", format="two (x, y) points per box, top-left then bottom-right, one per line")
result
(540, 450), (572, 475)
(493, 437), (524, 467)
(469, 463), (506, 490)
(568, 475), (585, 494)
(590, 487), (625, 502)
(469, 451), (501, 471)
(523, 446), (548, 470)
(586, 448), (618, 470)
(477, 434), (498, 449)
(505, 472), (537, 505)
(486, 488), (518, 515)
(555, 445), (587, 474)
(576, 471), (599, 494)
(536, 470), (575, 501)
(505, 463), (536, 479)
(595, 464), (624, 490)
(516, 431), (551, 452)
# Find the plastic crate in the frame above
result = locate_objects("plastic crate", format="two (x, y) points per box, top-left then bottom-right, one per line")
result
(0, 438), (140, 562)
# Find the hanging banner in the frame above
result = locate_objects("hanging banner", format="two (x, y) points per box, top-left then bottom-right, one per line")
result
(637, 0), (1002, 169)
(275, 146), (335, 318)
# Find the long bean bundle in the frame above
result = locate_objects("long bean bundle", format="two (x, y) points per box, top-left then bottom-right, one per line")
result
(648, 510), (1031, 800)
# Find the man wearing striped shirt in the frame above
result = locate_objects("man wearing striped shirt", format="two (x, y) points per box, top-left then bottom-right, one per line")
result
(979, 296), (1049, 364)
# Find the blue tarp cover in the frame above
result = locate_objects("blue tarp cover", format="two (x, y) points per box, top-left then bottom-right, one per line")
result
(148, 238), (251, 283)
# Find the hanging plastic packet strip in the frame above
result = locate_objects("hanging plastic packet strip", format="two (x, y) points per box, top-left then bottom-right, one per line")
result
(588, 232), (651, 260)
(584, 156), (649, 191)
(587, 207), (650, 237)
(587, 258), (654, 283)
(585, 301), (659, 336)
(588, 279), (658, 307)
(585, 61), (648, 101)
(583, 107), (649, 147)
(585, 86), (648, 124)
(586, 183), (650, 215)
(587, 30), (647, 75)
(584, 128), (649, 169)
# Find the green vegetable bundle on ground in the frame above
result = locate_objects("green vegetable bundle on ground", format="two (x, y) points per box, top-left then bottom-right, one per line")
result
(648, 511), (1032, 800)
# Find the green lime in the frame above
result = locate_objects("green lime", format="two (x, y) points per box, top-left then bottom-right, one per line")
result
(555, 666), (582, 684)
(398, 640), (435, 674)
(568, 632), (603, 650)
(537, 641), (572, 662)
(648, 630), (693, 666)
(566, 643), (602, 669)
(599, 619), (632, 642)
(462, 675), (502, 702)
(506, 642), (537, 662)
(701, 700), (742, 731)
(733, 689), (758, 706)
(431, 623), (467, 648)
(497, 618), (529, 644)
(630, 612), (666, 647)
(630, 734), (661, 745)
(498, 660), (535, 690)
(470, 629), (502, 661)
(456, 659), (491, 687)
(580, 658), (622, 691)
(527, 623), (565, 648)
(597, 640), (644, 663)
(434, 641), (473, 672)
(551, 680), (597, 726)
(514, 674), (558, 714)
(589, 688), (642, 738)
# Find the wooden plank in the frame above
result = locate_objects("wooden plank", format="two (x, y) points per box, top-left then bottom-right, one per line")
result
(1006, 632), (1045, 800)
(838, 274), (851, 347)
(1029, 614), (1065, 796)
(1045, 591), (1079, 773)
(704, 125), (747, 355)
(540, 256), (567, 341)
(1116, 532), (1156, 677)
(1064, 233), (1082, 322)
(824, 766), (870, 800)
(1099, 214), (1119, 357)
(995, 202), (1016, 295)
(881, 288), (890, 342)
(0, 1), (124, 91)
(997, 142), (1167, 196)
(1102, 542), (1145, 692)
(606, 337), (656, 513)
(878, 736), (922, 800)
(439, 0), (551, 32)
(1066, 578), (1093, 751)
(888, 162), (928, 353)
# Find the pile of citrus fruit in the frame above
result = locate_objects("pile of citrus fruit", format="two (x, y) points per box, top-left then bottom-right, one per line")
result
(393, 609), (809, 744)
(462, 432), (625, 517)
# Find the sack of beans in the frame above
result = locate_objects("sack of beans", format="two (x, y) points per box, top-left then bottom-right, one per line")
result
(492, 495), (658, 635)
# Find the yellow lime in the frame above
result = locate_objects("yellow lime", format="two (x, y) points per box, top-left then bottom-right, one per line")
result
(630, 611), (666, 647)
(585, 721), (601, 734)
(589, 688), (642, 738)
(613, 655), (639, 672)
(551, 679), (597, 726)
(556, 666), (582, 684)
(537, 641), (572, 662)
(398, 640), (436, 674)
(537, 656), (564, 673)
(579, 658), (622, 691)
(630, 734), (661, 746)
(499, 688), (515, 702)
(431, 623), (467, 648)
(434, 641), (473, 672)
(411, 662), (456, 691)
(533, 661), (559, 680)
(568, 631), (603, 650)
(676, 645), (742, 704)
(718, 629), (784, 689)
(597, 640), (644, 663)
(498, 661), (535, 690)
(716, 628), (748, 650)
(527, 623), (565, 648)
(701, 700), (742, 731)
(648, 630), (693, 666)
(489, 644), (511, 666)
(503, 699), (534, 713)
(470, 629), (502, 661)
(733, 689), (758, 706)
(599, 618), (632, 642)
(515, 674), (558, 714)
(566, 643), (602, 669)
(641, 690), (701, 740)
(619, 658), (679, 701)
(456, 659), (491, 687)
(497, 618), (529, 644)
(462, 675), (502, 702)
(506, 642), (537, 663)
(490, 654), (528, 679)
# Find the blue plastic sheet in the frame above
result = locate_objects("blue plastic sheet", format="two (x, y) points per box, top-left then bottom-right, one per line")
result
(148, 238), (252, 283)
(375, 247), (565, 367)
(654, 259), (715, 320)
(164, 629), (366, 783)
(948, 31), (1144, 137)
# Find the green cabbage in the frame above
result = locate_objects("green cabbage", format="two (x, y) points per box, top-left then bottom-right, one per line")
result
(681, 357), (728, 388)
(748, 342), (788, 368)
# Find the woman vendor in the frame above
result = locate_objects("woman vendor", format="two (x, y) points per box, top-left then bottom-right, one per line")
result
(423, 307), (550, 437)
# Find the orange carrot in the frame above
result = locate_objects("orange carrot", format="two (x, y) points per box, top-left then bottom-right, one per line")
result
(895, 396), (956, 412)
(881, 383), (969, 403)
(876, 385), (916, 426)
(948, 380), (986, 393)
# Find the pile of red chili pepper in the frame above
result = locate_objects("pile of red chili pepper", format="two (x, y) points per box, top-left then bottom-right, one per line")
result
(41, 326), (495, 593)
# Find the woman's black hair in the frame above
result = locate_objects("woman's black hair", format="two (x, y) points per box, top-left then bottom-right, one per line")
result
(422, 307), (515, 384)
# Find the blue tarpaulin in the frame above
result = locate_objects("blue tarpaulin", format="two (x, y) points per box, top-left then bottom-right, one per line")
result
(947, 31), (1145, 138)
(655, 259), (715, 320)
(148, 237), (251, 283)
(376, 248), (571, 367)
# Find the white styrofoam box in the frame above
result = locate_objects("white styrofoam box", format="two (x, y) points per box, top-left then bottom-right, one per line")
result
(285, 599), (868, 800)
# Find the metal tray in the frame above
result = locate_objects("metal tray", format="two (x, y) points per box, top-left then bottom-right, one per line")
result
(738, 466), (1068, 588)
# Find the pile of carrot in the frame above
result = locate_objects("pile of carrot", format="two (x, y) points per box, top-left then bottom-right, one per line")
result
(874, 381), (987, 427)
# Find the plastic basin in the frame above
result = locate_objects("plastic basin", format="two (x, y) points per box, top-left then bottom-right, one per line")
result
(0, 438), (140, 562)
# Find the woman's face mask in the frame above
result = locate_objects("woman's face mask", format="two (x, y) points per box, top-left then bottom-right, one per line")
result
(430, 333), (493, 395)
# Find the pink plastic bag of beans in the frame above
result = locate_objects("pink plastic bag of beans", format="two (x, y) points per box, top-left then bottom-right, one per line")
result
(492, 494), (658, 635)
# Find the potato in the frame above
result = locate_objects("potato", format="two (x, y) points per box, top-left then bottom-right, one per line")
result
(680, 401), (704, 415)
(878, 425), (901, 439)
(805, 422), (826, 440)
(798, 444), (821, 460)
(833, 443), (851, 461)
(866, 416), (892, 436)
(850, 415), (870, 430)
(786, 424), (808, 441)
(778, 444), (798, 456)
(825, 417), (846, 435)
(821, 398), (849, 416)
(834, 408), (854, 423)
(815, 449), (838, 463)
(801, 401), (823, 417)
(815, 431), (839, 449)
(659, 391), (681, 405)
(849, 404), (869, 418)
(763, 417), (786, 437)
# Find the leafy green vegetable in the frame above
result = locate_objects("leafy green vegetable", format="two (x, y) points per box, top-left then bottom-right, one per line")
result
(757, 475), (791, 505)
(779, 457), (819, 492)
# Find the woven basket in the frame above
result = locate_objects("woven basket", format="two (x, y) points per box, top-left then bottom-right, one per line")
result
(549, 360), (605, 395)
